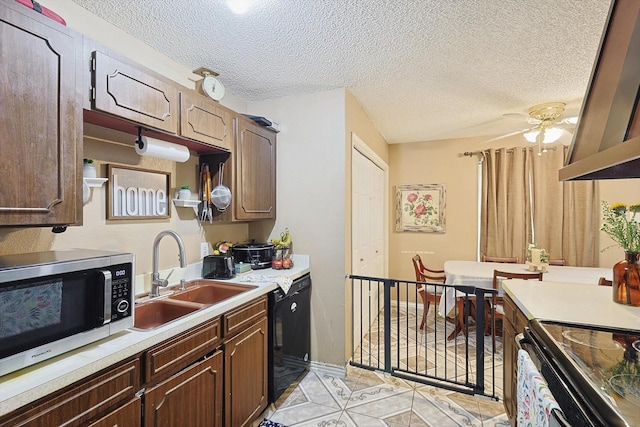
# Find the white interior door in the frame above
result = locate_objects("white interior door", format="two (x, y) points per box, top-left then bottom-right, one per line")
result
(351, 135), (388, 345)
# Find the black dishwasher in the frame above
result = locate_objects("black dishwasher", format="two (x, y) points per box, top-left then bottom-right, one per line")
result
(268, 273), (311, 402)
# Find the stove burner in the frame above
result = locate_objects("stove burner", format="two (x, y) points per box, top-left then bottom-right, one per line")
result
(561, 330), (623, 350)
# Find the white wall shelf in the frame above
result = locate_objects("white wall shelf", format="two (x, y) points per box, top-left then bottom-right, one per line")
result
(84, 177), (108, 188)
(172, 199), (201, 216)
(83, 178), (108, 205)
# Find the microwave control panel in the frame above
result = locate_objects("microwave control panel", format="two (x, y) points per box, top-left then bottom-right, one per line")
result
(109, 263), (132, 321)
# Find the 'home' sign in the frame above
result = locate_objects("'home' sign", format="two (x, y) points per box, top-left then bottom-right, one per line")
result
(107, 165), (171, 220)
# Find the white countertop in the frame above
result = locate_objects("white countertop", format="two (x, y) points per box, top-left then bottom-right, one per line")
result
(503, 279), (640, 332)
(0, 255), (310, 417)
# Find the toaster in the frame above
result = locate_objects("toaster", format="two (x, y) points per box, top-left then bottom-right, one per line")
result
(202, 254), (235, 279)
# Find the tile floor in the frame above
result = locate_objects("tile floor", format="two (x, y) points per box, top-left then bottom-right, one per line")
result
(257, 302), (511, 426)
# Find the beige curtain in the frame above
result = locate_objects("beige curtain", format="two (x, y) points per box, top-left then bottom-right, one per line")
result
(480, 146), (597, 266)
(480, 148), (532, 262)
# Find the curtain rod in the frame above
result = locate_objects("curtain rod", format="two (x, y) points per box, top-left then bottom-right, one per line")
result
(462, 146), (557, 157)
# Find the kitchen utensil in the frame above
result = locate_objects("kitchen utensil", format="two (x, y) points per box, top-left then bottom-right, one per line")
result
(205, 164), (213, 223)
(198, 163), (207, 221)
(211, 162), (231, 212)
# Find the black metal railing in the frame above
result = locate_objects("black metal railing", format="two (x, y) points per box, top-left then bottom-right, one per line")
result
(349, 275), (499, 400)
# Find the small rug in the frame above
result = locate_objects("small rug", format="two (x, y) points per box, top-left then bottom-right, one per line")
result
(258, 419), (287, 427)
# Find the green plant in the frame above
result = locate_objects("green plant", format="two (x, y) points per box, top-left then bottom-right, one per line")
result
(83, 158), (94, 164)
(601, 201), (640, 253)
(180, 185), (190, 190)
(540, 249), (549, 263)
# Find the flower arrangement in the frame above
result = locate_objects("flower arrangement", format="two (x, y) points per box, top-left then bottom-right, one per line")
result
(403, 192), (440, 227)
(527, 243), (549, 263)
(601, 201), (640, 253)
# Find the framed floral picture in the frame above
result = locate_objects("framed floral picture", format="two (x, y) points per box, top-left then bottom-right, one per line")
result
(395, 184), (446, 232)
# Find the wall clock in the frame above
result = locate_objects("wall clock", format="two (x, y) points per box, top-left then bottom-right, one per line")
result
(193, 67), (225, 101)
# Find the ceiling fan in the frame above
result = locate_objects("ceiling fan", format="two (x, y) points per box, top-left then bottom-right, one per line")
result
(482, 101), (578, 154)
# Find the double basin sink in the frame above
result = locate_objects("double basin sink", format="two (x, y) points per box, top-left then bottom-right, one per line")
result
(133, 280), (257, 330)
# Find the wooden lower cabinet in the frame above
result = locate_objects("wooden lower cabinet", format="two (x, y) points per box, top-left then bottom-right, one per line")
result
(144, 351), (224, 427)
(1, 296), (269, 427)
(87, 396), (141, 427)
(224, 317), (268, 427)
(0, 359), (140, 427)
(502, 294), (528, 426)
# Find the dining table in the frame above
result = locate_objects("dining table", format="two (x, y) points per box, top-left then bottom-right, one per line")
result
(436, 260), (613, 339)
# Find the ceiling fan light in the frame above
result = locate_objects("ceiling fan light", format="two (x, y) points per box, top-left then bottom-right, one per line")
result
(523, 130), (539, 143)
(543, 127), (563, 143)
(523, 127), (563, 144)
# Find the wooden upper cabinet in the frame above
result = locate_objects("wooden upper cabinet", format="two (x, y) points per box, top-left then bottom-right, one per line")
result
(91, 51), (179, 134)
(180, 92), (233, 151)
(235, 117), (277, 220)
(0, 3), (81, 226)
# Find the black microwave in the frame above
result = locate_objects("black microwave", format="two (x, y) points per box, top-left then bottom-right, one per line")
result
(0, 249), (135, 376)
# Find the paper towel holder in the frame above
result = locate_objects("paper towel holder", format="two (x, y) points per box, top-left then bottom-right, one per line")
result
(134, 126), (144, 150)
(134, 127), (190, 162)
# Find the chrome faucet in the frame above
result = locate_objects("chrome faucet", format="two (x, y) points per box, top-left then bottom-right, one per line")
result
(150, 230), (187, 298)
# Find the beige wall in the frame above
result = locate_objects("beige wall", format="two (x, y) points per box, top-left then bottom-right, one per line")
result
(598, 179), (640, 266)
(389, 135), (640, 283)
(248, 89), (347, 366)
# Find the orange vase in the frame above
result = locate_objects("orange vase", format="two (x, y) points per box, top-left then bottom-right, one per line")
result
(613, 251), (640, 306)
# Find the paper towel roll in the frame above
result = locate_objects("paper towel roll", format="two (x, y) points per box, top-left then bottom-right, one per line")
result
(135, 136), (190, 162)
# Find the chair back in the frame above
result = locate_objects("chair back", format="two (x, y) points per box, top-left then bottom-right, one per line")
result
(548, 259), (566, 266)
(493, 270), (543, 292)
(482, 255), (519, 263)
(411, 254), (445, 283)
(598, 277), (613, 286)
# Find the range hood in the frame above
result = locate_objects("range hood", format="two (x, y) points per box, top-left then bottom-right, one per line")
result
(559, 0), (640, 181)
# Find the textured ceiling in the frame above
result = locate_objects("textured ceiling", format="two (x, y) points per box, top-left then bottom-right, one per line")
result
(70, 0), (612, 144)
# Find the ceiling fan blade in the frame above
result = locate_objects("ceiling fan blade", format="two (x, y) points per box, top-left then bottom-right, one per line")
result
(480, 127), (536, 144)
(502, 112), (529, 120)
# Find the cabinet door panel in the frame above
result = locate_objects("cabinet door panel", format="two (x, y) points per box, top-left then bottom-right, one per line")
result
(87, 396), (141, 427)
(0, 5), (80, 225)
(235, 119), (276, 220)
(224, 296), (268, 338)
(180, 92), (232, 150)
(92, 51), (178, 134)
(145, 351), (223, 427)
(502, 322), (516, 423)
(224, 317), (268, 427)
(144, 317), (221, 384)
(0, 359), (139, 427)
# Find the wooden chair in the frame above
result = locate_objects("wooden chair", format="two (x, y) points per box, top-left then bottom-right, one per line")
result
(548, 259), (566, 266)
(598, 277), (613, 286)
(411, 255), (445, 329)
(489, 270), (543, 339)
(481, 255), (519, 263)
